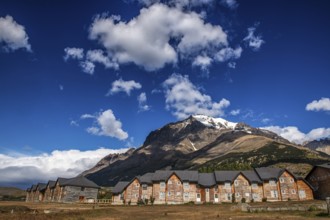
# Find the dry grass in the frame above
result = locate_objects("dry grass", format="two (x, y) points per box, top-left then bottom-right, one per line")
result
(0, 201), (329, 220)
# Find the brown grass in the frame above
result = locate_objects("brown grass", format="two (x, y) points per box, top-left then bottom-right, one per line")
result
(0, 201), (329, 220)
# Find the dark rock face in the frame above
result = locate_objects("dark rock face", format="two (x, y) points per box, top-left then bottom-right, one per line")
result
(83, 116), (330, 186)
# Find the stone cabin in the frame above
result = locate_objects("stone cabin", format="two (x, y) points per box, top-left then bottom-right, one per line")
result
(112, 168), (314, 205)
(305, 163), (330, 200)
(26, 176), (100, 203)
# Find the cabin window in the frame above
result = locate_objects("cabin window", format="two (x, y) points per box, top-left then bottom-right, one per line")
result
(168, 180), (172, 184)
(269, 180), (276, 186)
(184, 192), (189, 199)
(281, 189), (286, 194)
(226, 193), (232, 200)
(160, 182), (166, 188)
(235, 192), (240, 197)
(135, 183), (140, 187)
(252, 193), (259, 200)
(120, 193), (124, 200)
(291, 189), (296, 194)
(299, 190), (306, 199)
(224, 182), (231, 189)
(167, 191), (171, 196)
(160, 192), (165, 199)
(252, 183), (258, 189)
(135, 194), (138, 198)
(81, 187), (85, 192)
(183, 182), (189, 189)
(290, 178), (294, 183)
(142, 184), (147, 190)
(214, 186), (218, 192)
(205, 188), (209, 193)
(270, 190), (278, 198)
(234, 180), (239, 186)
(280, 178), (284, 183)
(177, 181), (181, 185)
(176, 192), (181, 196)
(245, 193), (250, 197)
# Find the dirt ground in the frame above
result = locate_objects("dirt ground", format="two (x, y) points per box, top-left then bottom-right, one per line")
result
(0, 201), (329, 220)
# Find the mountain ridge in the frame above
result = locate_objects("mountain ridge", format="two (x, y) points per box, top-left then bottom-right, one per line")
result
(82, 115), (330, 186)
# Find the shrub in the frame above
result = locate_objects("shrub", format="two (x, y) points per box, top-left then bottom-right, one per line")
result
(232, 193), (236, 203)
(262, 197), (267, 202)
(137, 199), (145, 205)
(241, 198), (246, 203)
(128, 200), (131, 206)
(149, 196), (155, 205)
(308, 205), (318, 212)
(144, 198), (149, 205)
(251, 199), (254, 203)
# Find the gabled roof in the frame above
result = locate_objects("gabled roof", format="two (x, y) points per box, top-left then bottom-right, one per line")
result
(53, 177), (70, 188)
(138, 172), (154, 184)
(254, 167), (283, 180)
(152, 170), (173, 181)
(318, 163), (330, 169)
(175, 171), (199, 182)
(112, 181), (130, 194)
(46, 180), (56, 189)
(61, 176), (100, 189)
(241, 171), (262, 183)
(198, 173), (216, 187)
(31, 184), (37, 191)
(36, 183), (47, 192)
(214, 171), (240, 183)
(26, 187), (31, 192)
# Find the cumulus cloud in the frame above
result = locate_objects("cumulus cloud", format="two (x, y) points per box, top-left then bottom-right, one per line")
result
(138, 92), (151, 112)
(86, 49), (119, 70)
(138, 0), (215, 8)
(88, 3), (227, 71)
(306, 97), (330, 112)
(0, 148), (129, 186)
(63, 47), (84, 61)
(0, 15), (31, 52)
(243, 25), (265, 51)
(192, 55), (212, 71)
(79, 61), (95, 75)
(163, 73), (230, 119)
(261, 126), (330, 144)
(107, 78), (142, 96)
(215, 46), (242, 62)
(82, 109), (128, 140)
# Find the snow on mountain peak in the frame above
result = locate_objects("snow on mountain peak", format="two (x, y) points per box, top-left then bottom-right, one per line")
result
(192, 115), (237, 130)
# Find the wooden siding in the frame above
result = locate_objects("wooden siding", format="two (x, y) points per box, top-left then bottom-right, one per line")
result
(61, 186), (98, 203)
(297, 180), (313, 201)
(263, 180), (280, 201)
(306, 166), (330, 200)
(125, 179), (141, 204)
(166, 174), (183, 204)
(218, 182), (232, 202)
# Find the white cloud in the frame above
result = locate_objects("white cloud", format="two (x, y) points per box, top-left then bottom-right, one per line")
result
(79, 61), (95, 75)
(261, 126), (330, 145)
(192, 55), (212, 71)
(88, 3), (227, 71)
(220, 0), (238, 9)
(63, 47), (84, 61)
(107, 78), (142, 96)
(138, 92), (151, 112)
(306, 97), (330, 112)
(243, 25), (265, 51)
(0, 15), (31, 52)
(163, 73), (230, 119)
(138, 0), (215, 8)
(86, 49), (119, 70)
(215, 46), (242, 62)
(230, 109), (240, 116)
(59, 85), (64, 91)
(228, 62), (236, 69)
(82, 109), (128, 140)
(0, 148), (129, 185)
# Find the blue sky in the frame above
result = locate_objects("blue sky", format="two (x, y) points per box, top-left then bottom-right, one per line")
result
(0, 0), (329, 187)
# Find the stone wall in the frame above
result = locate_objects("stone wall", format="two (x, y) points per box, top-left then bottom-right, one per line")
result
(61, 186), (98, 203)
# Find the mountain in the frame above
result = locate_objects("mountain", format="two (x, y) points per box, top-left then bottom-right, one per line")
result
(83, 115), (330, 186)
(0, 187), (26, 201)
(304, 138), (330, 155)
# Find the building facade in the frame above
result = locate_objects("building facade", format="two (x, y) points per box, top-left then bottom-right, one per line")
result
(305, 163), (330, 200)
(112, 168), (314, 205)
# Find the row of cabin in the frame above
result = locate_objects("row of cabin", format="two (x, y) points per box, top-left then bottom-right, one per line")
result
(112, 167), (314, 205)
(26, 176), (100, 203)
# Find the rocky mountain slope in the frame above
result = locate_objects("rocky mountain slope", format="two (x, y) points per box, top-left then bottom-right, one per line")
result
(304, 138), (330, 155)
(83, 115), (330, 186)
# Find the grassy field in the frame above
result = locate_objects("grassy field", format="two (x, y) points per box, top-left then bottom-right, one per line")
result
(0, 201), (329, 220)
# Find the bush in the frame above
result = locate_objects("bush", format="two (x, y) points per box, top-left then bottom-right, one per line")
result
(241, 198), (246, 203)
(262, 197), (267, 202)
(232, 193), (236, 203)
(251, 199), (254, 203)
(308, 205), (318, 212)
(149, 196), (155, 205)
(128, 200), (131, 206)
(137, 199), (145, 205)
(144, 198), (149, 205)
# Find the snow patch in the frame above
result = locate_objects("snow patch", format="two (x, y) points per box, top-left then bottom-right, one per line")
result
(192, 115), (237, 130)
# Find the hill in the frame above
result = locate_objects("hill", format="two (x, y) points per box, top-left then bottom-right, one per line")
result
(0, 187), (26, 201)
(83, 115), (330, 186)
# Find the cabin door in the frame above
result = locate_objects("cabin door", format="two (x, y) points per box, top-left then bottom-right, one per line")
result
(214, 193), (219, 203)
(196, 193), (201, 202)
